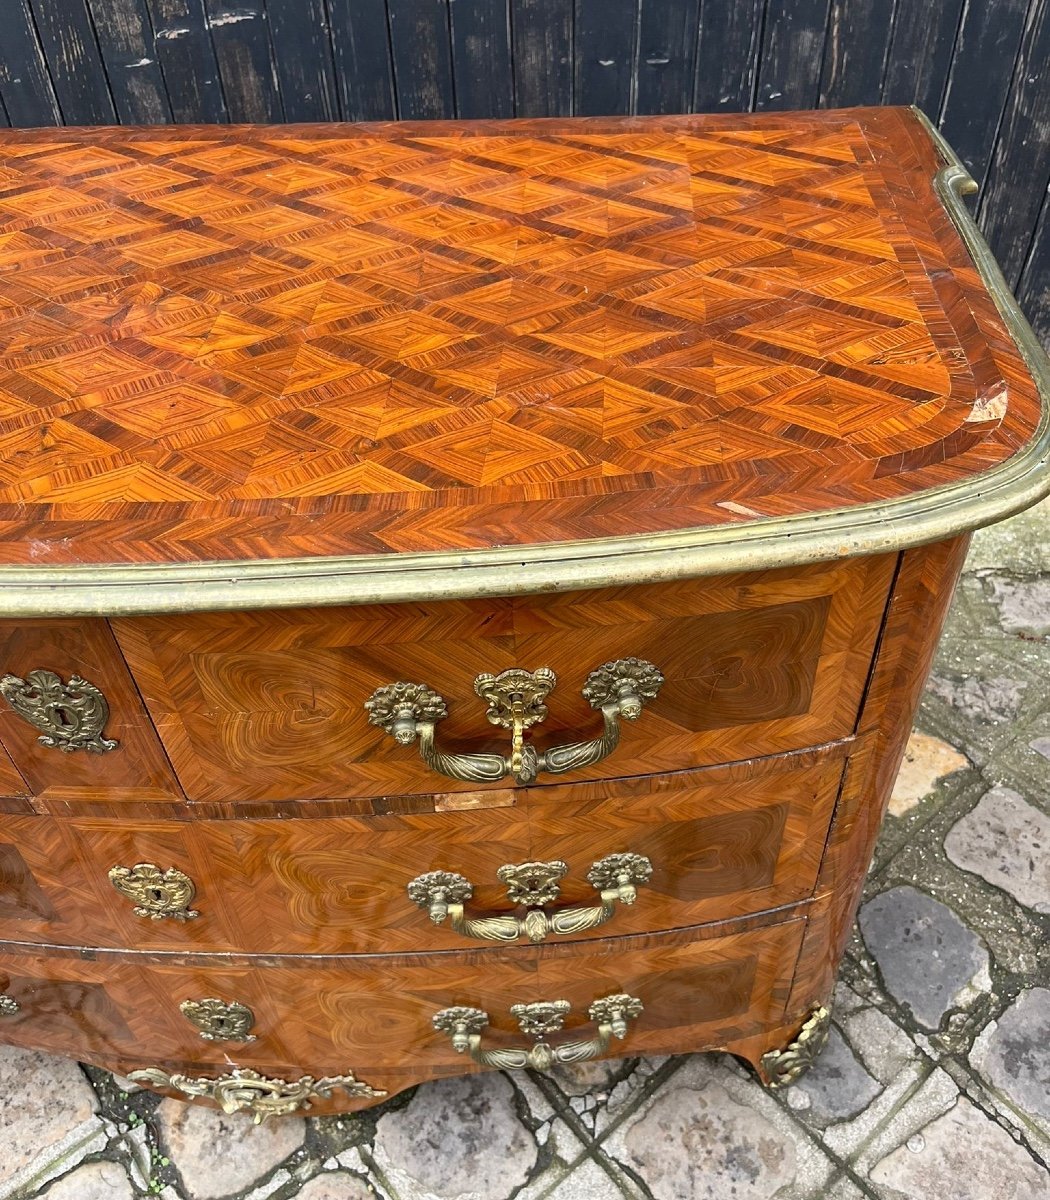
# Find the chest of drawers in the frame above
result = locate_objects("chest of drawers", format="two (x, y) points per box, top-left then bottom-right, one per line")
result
(0, 107), (1045, 1123)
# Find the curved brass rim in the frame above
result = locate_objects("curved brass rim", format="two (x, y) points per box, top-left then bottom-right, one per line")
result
(0, 109), (1046, 617)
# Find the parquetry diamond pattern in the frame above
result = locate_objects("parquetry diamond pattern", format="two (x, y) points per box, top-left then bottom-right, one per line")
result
(0, 109), (1039, 565)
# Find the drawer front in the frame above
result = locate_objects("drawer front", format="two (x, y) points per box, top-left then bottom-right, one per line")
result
(0, 746), (844, 954)
(0, 918), (805, 1093)
(0, 620), (182, 803)
(112, 556), (894, 803)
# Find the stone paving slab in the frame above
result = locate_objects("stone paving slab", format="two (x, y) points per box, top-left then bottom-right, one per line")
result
(1, 498), (1048, 1199)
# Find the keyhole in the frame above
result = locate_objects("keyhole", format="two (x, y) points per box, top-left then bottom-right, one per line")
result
(149, 888), (166, 904)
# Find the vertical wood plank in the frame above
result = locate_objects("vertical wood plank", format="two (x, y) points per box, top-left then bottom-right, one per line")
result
(938, 0), (1030, 190)
(693, 0), (765, 112)
(511, 0), (573, 116)
(978, 0), (1050, 288)
(89, 0), (173, 123)
(450, 0), (513, 118)
(880, 0), (964, 113)
(635, 0), (699, 114)
(574, 0), (638, 116)
(29, 0), (118, 124)
(265, 0), (339, 121)
(0, 1), (62, 127)
(327, 0), (397, 120)
(1017, 191), (1050, 345)
(202, 0), (282, 122)
(388, 0), (456, 119)
(143, 0), (227, 122)
(819, 0), (895, 108)
(755, 0), (832, 110)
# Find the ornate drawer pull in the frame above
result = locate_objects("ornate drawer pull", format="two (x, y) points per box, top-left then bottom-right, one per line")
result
(432, 992), (643, 1071)
(108, 863), (199, 921)
(0, 669), (118, 754)
(127, 1067), (386, 1124)
(408, 852), (653, 944)
(180, 998), (256, 1043)
(0, 996), (19, 1016)
(365, 658), (663, 786)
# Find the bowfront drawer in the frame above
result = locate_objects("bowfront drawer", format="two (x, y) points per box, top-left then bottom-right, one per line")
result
(0, 745), (845, 954)
(0, 620), (182, 803)
(111, 555), (894, 804)
(0, 917), (805, 1107)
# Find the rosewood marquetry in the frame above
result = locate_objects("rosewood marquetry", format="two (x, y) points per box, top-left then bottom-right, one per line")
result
(107, 556), (889, 803)
(0, 108), (1041, 571)
(0, 919), (804, 1089)
(0, 109), (1045, 1119)
(0, 744), (846, 955)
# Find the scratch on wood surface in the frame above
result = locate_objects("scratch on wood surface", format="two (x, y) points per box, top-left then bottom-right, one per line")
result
(155, 27), (190, 40)
(965, 387), (1009, 422)
(208, 9), (260, 26)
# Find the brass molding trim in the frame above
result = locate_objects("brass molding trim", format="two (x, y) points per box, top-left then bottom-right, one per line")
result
(432, 992), (643, 1071)
(761, 1004), (832, 1087)
(367, 660), (663, 786)
(128, 1066), (386, 1123)
(108, 863), (199, 921)
(0, 112), (1045, 618)
(407, 852), (653, 944)
(0, 670), (118, 754)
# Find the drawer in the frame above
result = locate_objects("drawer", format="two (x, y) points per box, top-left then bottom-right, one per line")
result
(111, 556), (894, 803)
(0, 620), (182, 803)
(0, 917), (805, 1104)
(0, 745), (846, 954)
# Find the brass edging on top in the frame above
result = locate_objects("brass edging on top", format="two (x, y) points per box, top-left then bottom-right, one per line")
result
(0, 110), (1046, 617)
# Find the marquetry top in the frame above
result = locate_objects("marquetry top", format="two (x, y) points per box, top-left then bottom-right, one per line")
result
(0, 107), (1045, 613)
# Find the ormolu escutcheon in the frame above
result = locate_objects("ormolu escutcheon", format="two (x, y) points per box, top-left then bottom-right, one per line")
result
(0, 669), (118, 754)
(407, 852), (653, 944)
(432, 992), (643, 1071)
(366, 658), (663, 786)
(180, 998), (256, 1043)
(108, 863), (199, 921)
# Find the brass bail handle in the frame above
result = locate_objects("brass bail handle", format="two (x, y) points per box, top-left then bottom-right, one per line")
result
(432, 993), (644, 1071)
(365, 658), (664, 786)
(407, 852), (654, 944)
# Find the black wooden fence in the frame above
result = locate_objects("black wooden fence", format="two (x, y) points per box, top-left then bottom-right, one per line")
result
(1, 0), (1047, 341)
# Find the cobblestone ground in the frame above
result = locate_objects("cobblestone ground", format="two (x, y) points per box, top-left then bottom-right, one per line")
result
(1, 500), (1048, 1200)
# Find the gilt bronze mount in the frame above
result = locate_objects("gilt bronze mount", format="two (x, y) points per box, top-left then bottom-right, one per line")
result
(366, 658), (663, 786)
(0, 669), (118, 754)
(407, 852), (653, 944)
(128, 1066), (386, 1123)
(180, 998), (256, 1043)
(760, 1005), (832, 1088)
(432, 992), (643, 1071)
(108, 863), (199, 921)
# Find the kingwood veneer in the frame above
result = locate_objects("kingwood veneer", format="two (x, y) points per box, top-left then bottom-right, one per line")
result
(0, 108), (1045, 1122)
